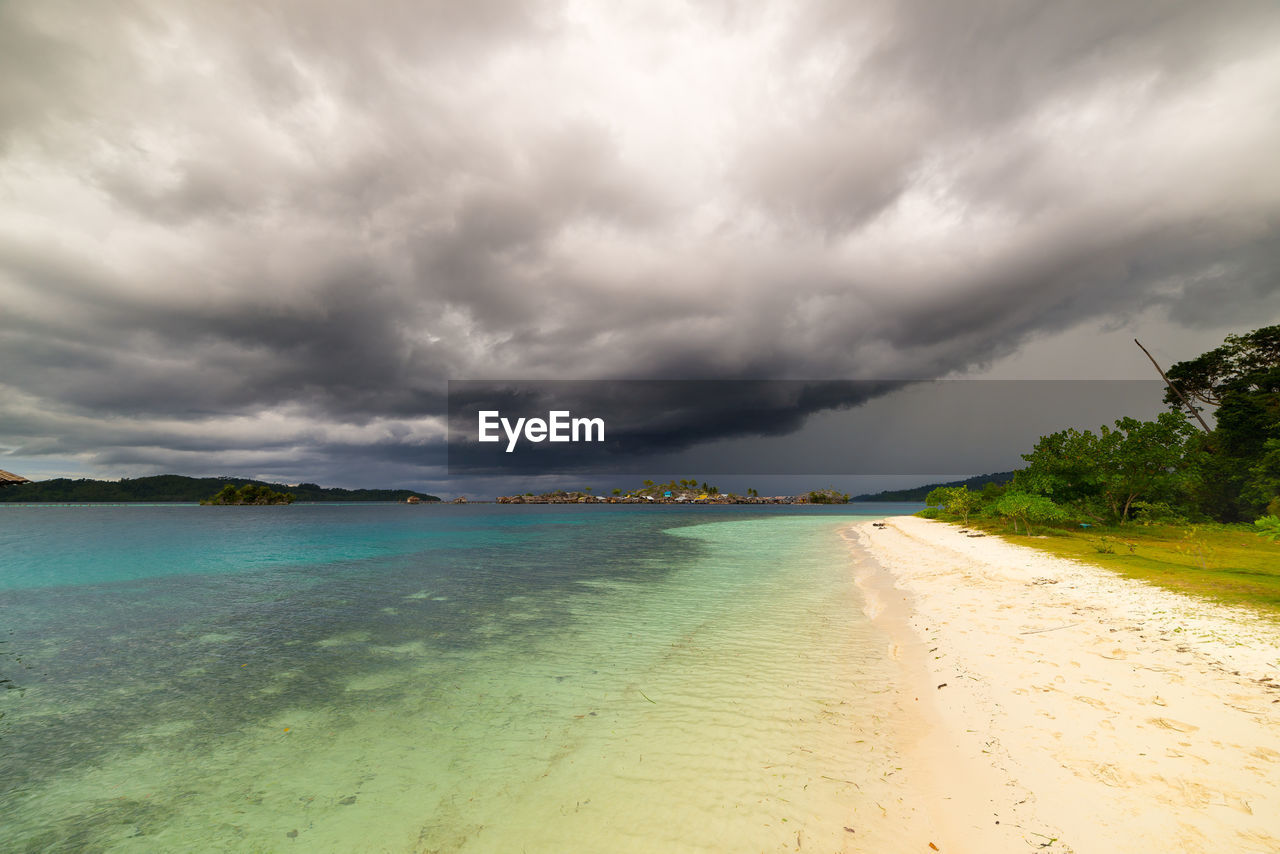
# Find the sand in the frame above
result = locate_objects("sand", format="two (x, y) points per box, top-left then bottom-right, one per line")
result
(844, 516), (1280, 854)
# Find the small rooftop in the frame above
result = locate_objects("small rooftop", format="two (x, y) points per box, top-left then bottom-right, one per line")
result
(0, 469), (31, 485)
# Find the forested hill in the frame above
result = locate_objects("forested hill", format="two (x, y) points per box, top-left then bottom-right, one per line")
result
(852, 471), (1015, 502)
(0, 475), (439, 503)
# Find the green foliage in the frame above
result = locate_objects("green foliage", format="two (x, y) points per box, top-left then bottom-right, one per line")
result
(924, 485), (981, 524)
(201, 483), (295, 505)
(992, 325), (1279, 527)
(1255, 515), (1280, 543)
(1164, 324), (1280, 411)
(1130, 500), (1189, 526)
(1241, 436), (1280, 515)
(993, 492), (1067, 535)
(806, 488), (849, 504)
(1163, 327), (1280, 521)
(1016, 412), (1194, 523)
(630, 479), (724, 500)
(1098, 414), (1197, 520)
(1016, 427), (1102, 507)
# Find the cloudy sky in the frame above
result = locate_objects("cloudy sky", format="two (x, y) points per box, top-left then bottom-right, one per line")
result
(3, 0), (1279, 496)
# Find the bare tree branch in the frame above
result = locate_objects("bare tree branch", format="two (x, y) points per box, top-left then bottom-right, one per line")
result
(1135, 338), (1212, 434)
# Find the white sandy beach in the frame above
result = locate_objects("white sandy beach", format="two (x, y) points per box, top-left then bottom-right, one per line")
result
(845, 516), (1280, 854)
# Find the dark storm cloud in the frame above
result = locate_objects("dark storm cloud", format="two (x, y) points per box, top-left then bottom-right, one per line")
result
(445, 380), (1167, 476)
(446, 379), (911, 473)
(2, 0), (1278, 484)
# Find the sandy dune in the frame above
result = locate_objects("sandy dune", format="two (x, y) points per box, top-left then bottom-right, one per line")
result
(845, 516), (1280, 854)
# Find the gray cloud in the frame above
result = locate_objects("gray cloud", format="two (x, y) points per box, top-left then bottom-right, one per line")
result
(2, 0), (1279, 487)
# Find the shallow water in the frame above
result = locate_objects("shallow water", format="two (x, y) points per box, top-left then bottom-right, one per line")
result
(0, 503), (918, 852)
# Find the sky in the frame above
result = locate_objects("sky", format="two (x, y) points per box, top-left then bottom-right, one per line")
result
(3, 0), (1279, 497)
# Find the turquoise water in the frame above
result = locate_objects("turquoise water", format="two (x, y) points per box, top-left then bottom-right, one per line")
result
(0, 503), (920, 852)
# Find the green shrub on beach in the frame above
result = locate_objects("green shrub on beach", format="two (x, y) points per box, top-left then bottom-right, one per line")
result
(993, 492), (1067, 535)
(925, 485), (981, 524)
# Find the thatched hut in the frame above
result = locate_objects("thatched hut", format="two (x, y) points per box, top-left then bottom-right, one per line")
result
(0, 469), (31, 487)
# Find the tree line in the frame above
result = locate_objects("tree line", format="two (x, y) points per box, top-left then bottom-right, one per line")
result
(0, 474), (440, 503)
(926, 325), (1280, 534)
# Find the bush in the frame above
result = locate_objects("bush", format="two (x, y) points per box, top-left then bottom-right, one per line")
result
(1131, 501), (1188, 526)
(994, 492), (1068, 535)
(925, 485), (981, 524)
(1255, 515), (1280, 542)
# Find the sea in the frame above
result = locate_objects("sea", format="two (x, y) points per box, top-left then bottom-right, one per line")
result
(0, 502), (921, 853)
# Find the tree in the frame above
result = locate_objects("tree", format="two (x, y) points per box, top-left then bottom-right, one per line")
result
(1136, 326), (1280, 520)
(1015, 427), (1105, 515)
(806, 487), (849, 504)
(206, 484), (239, 505)
(924, 485), (981, 524)
(1243, 439), (1280, 514)
(1164, 325), (1280, 411)
(1095, 413), (1196, 522)
(1171, 364), (1280, 521)
(945, 486), (980, 524)
(202, 483), (295, 505)
(994, 492), (1067, 535)
(1016, 413), (1194, 523)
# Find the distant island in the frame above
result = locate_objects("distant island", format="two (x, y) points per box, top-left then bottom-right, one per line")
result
(496, 480), (852, 505)
(850, 471), (1015, 502)
(0, 471), (1013, 506)
(492, 476), (1018, 505)
(0, 474), (439, 504)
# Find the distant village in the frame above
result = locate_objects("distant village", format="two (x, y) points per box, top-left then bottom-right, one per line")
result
(494, 480), (849, 505)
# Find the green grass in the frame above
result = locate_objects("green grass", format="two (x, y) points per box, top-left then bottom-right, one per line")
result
(952, 518), (1280, 618)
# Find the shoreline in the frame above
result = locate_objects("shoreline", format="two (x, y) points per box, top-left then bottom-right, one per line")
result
(844, 516), (1280, 853)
